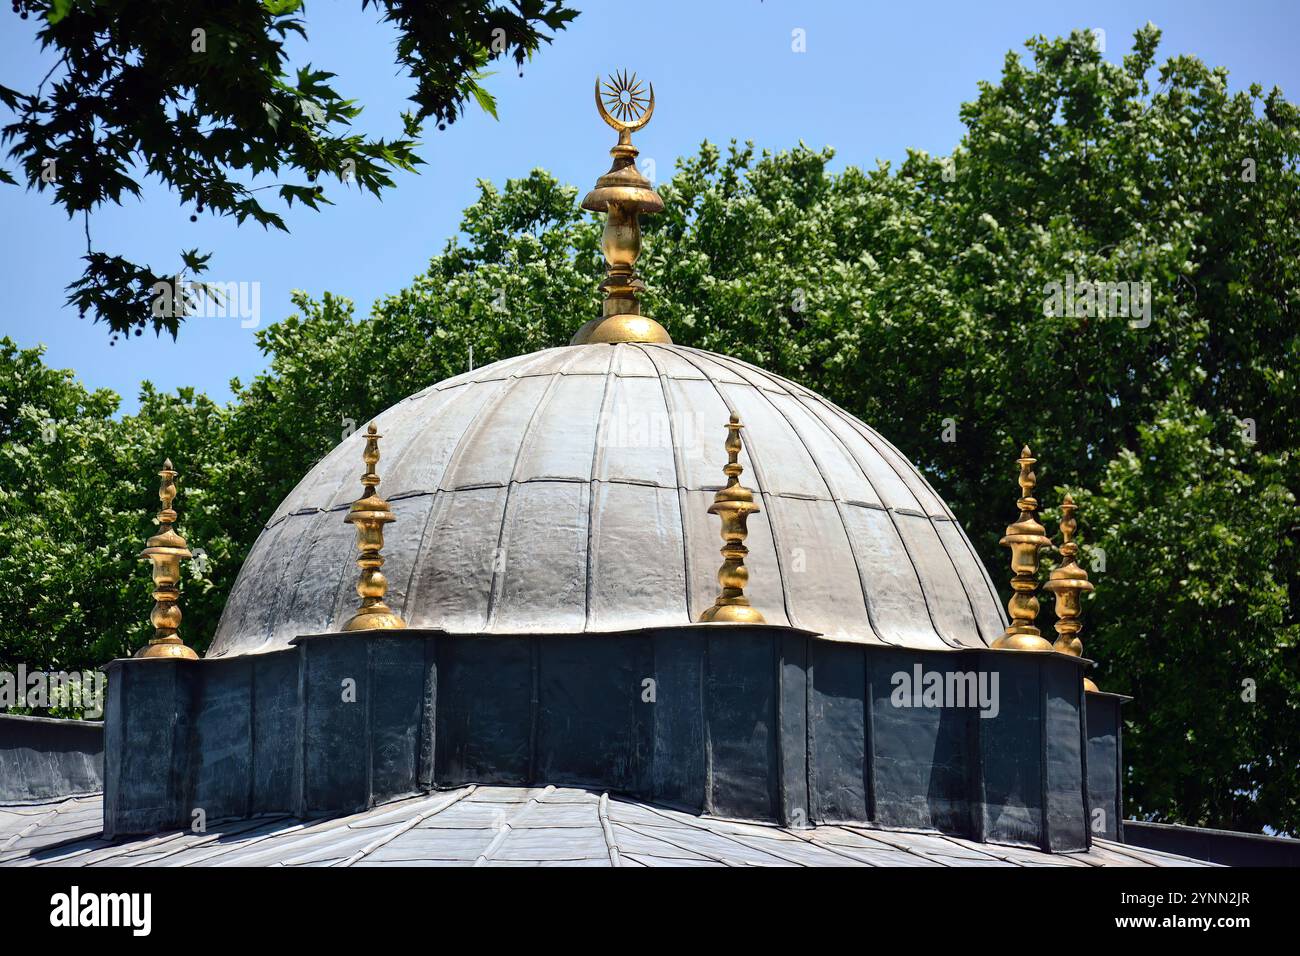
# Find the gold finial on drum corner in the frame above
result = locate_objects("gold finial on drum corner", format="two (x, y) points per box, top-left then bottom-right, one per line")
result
(699, 414), (766, 625)
(1044, 494), (1099, 690)
(135, 458), (199, 660)
(992, 445), (1053, 651)
(341, 423), (407, 632)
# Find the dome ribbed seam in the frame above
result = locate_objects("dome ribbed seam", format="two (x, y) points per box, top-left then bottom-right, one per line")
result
(629, 342), (701, 625)
(485, 348), (597, 631)
(792, 390), (978, 649)
(651, 345), (799, 631)
(397, 349), (567, 632)
(699, 350), (959, 650)
(582, 345), (619, 630)
(687, 349), (888, 646)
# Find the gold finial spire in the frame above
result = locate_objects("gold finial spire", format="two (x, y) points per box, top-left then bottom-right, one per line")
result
(1043, 495), (1099, 690)
(699, 414), (766, 624)
(135, 458), (199, 660)
(571, 70), (672, 346)
(341, 423), (407, 631)
(992, 445), (1053, 651)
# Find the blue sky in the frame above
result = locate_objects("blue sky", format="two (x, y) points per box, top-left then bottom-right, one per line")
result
(2, 0), (1298, 412)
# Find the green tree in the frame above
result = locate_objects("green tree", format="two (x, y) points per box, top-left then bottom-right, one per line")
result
(0, 339), (235, 671)
(1075, 395), (1296, 831)
(0, 0), (577, 340)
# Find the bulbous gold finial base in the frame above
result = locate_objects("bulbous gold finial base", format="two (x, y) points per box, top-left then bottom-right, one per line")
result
(1083, 677), (1100, 693)
(1045, 493), (1099, 689)
(991, 629), (1054, 651)
(1052, 635), (1083, 657)
(342, 606), (407, 632)
(698, 603), (766, 624)
(134, 638), (199, 660)
(570, 314), (672, 345)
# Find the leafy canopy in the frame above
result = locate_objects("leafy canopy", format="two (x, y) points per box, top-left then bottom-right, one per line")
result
(0, 0), (577, 340)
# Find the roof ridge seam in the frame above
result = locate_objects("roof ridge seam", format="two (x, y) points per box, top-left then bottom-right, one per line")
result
(598, 792), (621, 867)
(785, 827), (888, 867)
(485, 351), (593, 630)
(336, 786), (476, 868)
(0, 797), (79, 854)
(472, 785), (556, 866)
(115, 814), (302, 868)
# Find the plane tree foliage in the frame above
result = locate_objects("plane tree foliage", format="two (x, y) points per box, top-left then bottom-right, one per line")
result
(0, 0), (577, 339)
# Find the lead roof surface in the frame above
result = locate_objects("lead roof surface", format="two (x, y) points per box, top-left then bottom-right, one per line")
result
(0, 788), (1212, 868)
(210, 344), (1006, 657)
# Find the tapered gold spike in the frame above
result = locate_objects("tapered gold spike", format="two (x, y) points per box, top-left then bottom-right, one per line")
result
(1044, 495), (1099, 690)
(992, 445), (1053, 651)
(570, 70), (671, 346)
(341, 423), (407, 631)
(135, 459), (199, 660)
(699, 414), (766, 624)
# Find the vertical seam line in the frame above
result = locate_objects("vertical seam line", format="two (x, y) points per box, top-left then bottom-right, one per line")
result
(665, 347), (798, 629)
(696, 349), (883, 643)
(631, 343), (696, 623)
(707, 348), (948, 649)
(583, 346), (620, 630)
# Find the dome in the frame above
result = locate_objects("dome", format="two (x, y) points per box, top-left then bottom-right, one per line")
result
(208, 343), (1005, 657)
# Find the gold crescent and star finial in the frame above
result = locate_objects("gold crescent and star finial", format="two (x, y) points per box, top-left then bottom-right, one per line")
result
(595, 70), (655, 141)
(571, 69), (672, 346)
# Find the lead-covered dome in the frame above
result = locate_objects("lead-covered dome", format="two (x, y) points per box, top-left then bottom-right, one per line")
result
(208, 343), (1005, 657)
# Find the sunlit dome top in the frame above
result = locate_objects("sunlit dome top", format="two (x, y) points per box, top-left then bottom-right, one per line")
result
(208, 342), (1005, 658)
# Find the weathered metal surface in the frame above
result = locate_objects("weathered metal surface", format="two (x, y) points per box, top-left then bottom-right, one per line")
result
(1043, 661), (1087, 851)
(190, 658), (253, 820)
(1085, 691), (1124, 841)
(808, 640), (868, 824)
(1122, 820), (1300, 867)
(106, 627), (1106, 851)
(102, 659), (196, 838)
(0, 714), (102, 803)
(209, 344), (1004, 657)
(975, 653), (1043, 846)
(868, 649), (969, 834)
(101, 652), (301, 837)
(0, 787), (1214, 868)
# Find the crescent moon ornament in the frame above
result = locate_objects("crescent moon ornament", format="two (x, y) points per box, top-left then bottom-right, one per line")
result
(595, 70), (655, 134)
(573, 68), (671, 346)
